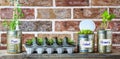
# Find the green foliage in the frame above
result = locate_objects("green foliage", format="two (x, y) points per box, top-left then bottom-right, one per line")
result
(26, 39), (33, 46)
(36, 38), (43, 45)
(46, 39), (54, 45)
(67, 39), (74, 45)
(2, 4), (24, 31)
(78, 30), (93, 35)
(56, 38), (63, 45)
(101, 10), (115, 29)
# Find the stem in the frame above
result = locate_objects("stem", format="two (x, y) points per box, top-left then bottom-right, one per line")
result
(106, 21), (109, 29)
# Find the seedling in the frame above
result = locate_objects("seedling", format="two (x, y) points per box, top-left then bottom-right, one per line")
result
(78, 30), (93, 35)
(101, 10), (115, 29)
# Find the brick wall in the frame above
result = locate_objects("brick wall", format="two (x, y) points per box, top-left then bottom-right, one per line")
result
(0, 0), (120, 52)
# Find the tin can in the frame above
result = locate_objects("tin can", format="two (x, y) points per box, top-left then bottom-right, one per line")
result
(98, 29), (112, 53)
(78, 34), (94, 53)
(7, 30), (22, 54)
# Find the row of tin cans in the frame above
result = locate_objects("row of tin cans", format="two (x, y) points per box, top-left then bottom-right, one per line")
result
(78, 29), (112, 53)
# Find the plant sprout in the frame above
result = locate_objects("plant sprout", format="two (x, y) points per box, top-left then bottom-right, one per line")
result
(78, 30), (93, 34)
(101, 10), (115, 29)
(36, 38), (43, 45)
(3, 1), (24, 31)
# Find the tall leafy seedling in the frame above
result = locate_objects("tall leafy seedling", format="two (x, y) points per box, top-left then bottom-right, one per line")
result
(3, 4), (24, 30)
(101, 10), (115, 29)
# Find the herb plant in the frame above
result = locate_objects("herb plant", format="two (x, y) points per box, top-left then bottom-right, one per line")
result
(101, 10), (115, 29)
(26, 39), (33, 46)
(46, 39), (54, 45)
(3, 3), (24, 31)
(67, 39), (74, 45)
(56, 38), (63, 45)
(78, 30), (93, 35)
(36, 38), (43, 45)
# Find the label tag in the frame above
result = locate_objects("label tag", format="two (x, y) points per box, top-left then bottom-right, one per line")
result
(10, 38), (20, 44)
(100, 39), (111, 46)
(80, 40), (92, 48)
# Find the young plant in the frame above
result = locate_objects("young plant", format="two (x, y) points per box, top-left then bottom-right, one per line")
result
(67, 38), (74, 45)
(26, 39), (33, 46)
(56, 38), (63, 45)
(36, 38), (43, 45)
(101, 10), (115, 29)
(78, 30), (93, 35)
(46, 39), (54, 45)
(2, 4), (24, 31)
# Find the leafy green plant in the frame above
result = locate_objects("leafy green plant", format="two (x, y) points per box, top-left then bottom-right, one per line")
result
(46, 39), (54, 45)
(56, 38), (63, 45)
(101, 10), (115, 29)
(78, 30), (93, 35)
(26, 39), (33, 46)
(36, 38), (43, 45)
(67, 39), (74, 45)
(3, 4), (24, 31)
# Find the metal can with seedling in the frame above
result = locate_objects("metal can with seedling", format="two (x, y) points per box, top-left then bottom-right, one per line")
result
(7, 30), (22, 54)
(98, 29), (112, 53)
(78, 34), (94, 53)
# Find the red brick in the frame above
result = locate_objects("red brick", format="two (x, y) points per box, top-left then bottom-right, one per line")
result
(0, 8), (13, 19)
(22, 8), (35, 19)
(112, 46), (120, 52)
(92, 0), (120, 6)
(110, 8), (120, 19)
(56, 0), (89, 6)
(55, 21), (80, 31)
(19, 0), (52, 6)
(37, 9), (71, 19)
(0, 46), (7, 50)
(1, 33), (7, 44)
(38, 34), (71, 39)
(74, 8), (106, 19)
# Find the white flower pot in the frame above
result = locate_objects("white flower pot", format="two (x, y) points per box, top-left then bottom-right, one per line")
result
(25, 47), (34, 54)
(24, 44), (34, 54)
(66, 47), (74, 54)
(46, 48), (53, 54)
(36, 48), (44, 54)
(56, 48), (63, 54)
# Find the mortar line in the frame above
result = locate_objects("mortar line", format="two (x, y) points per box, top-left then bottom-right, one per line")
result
(89, 0), (92, 7)
(52, 21), (55, 32)
(71, 8), (74, 19)
(53, 0), (56, 7)
(34, 8), (37, 20)
(2, 6), (120, 8)
(0, 19), (119, 21)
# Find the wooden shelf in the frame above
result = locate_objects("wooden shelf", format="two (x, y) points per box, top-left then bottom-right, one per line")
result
(0, 50), (120, 59)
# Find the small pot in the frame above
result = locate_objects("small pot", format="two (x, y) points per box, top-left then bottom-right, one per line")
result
(25, 47), (34, 54)
(24, 44), (34, 54)
(56, 47), (63, 54)
(46, 48), (53, 54)
(66, 47), (74, 54)
(36, 47), (44, 54)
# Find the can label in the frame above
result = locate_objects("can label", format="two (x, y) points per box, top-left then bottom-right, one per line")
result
(10, 38), (20, 44)
(99, 39), (111, 46)
(80, 40), (92, 48)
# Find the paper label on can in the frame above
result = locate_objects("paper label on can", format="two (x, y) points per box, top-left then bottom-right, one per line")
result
(80, 40), (92, 48)
(100, 39), (111, 46)
(10, 38), (20, 44)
